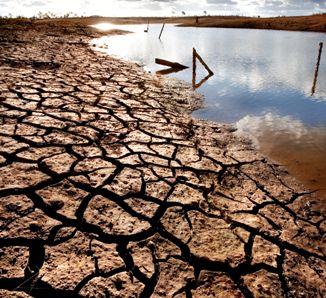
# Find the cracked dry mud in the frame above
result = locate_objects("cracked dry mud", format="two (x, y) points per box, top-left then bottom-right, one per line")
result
(0, 20), (325, 298)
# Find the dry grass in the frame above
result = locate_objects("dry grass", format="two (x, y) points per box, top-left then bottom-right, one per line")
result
(1, 14), (325, 33)
(35, 14), (326, 32)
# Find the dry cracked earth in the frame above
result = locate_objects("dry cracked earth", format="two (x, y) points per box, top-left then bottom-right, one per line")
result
(0, 20), (325, 298)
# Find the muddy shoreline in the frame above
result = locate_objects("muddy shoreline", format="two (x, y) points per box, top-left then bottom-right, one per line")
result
(0, 21), (325, 297)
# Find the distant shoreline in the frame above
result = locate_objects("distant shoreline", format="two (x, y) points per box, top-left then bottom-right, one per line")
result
(25, 14), (326, 33)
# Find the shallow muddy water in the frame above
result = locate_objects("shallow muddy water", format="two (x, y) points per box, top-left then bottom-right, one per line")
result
(92, 23), (326, 197)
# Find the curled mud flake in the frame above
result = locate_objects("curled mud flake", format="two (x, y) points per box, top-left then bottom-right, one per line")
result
(23, 114), (70, 129)
(0, 155), (6, 164)
(209, 192), (254, 213)
(227, 148), (263, 164)
(79, 272), (144, 298)
(1, 195), (34, 224)
(0, 208), (61, 240)
(0, 123), (16, 135)
(89, 118), (125, 132)
(259, 205), (324, 255)
(149, 144), (176, 159)
(125, 198), (160, 219)
(229, 213), (275, 234)
(0, 162), (49, 190)
(74, 157), (115, 174)
(128, 242), (155, 279)
(168, 184), (205, 206)
(15, 123), (46, 136)
(140, 154), (170, 167)
(127, 142), (156, 155)
(122, 86), (144, 95)
(21, 93), (42, 101)
(193, 271), (244, 298)
(46, 111), (81, 122)
(243, 270), (285, 298)
(153, 258), (194, 297)
(72, 145), (103, 158)
(124, 129), (152, 143)
(0, 246), (29, 279)
(104, 168), (142, 196)
(288, 194), (325, 224)
(189, 211), (245, 267)
(16, 146), (65, 161)
(44, 130), (89, 145)
(240, 162), (296, 203)
(36, 180), (88, 219)
(161, 207), (192, 244)
(86, 168), (118, 188)
(90, 241), (124, 272)
(251, 236), (280, 268)
(41, 153), (77, 174)
(0, 136), (29, 155)
(0, 290), (32, 298)
(4, 97), (38, 111)
(102, 143), (130, 159)
(232, 227), (251, 244)
(40, 232), (95, 291)
(83, 195), (151, 235)
(68, 126), (99, 141)
(145, 180), (172, 201)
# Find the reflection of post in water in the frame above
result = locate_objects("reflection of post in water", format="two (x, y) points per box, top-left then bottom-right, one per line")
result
(192, 48), (214, 90)
(311, 42), (323, 96)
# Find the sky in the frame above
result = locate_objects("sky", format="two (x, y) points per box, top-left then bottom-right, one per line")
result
(0, 0), (325, 18)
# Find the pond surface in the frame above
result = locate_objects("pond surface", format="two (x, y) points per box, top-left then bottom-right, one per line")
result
(92, 24), (326, 198)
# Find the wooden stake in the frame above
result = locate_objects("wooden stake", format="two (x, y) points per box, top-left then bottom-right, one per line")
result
(159, 23), (165, 39)
(311, 42), (323, 96)
(192, 48), (197, 88)
(192, 48), (214, 89)
(193, 48), (214, 75)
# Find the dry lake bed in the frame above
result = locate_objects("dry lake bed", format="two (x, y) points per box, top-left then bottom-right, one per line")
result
(0, 19), (325, 298)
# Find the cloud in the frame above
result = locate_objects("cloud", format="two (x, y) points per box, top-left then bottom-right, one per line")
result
(0, 0), (325, 17)
(24, 1), (48, 7)
(206, 0), (237, 4)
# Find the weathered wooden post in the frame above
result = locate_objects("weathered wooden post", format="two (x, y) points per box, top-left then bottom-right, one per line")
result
(192, 48), (214, 89)
(192, 48), (197, 89)
(311, 42), (323, 96)
(193, 48), (214, 75)
(159, 23), (165, 39)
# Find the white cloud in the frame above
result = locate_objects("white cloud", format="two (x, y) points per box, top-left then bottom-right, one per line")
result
(0, 0), (325, 17)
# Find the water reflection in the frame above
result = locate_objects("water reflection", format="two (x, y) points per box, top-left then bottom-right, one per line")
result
(311, 42), (323, 96)
(91, 24), (326, 197)
(236, 113), (326, 198)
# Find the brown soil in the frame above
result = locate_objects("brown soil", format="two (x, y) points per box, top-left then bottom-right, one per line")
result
(30, 13), (326, 33)
(0, 19), (325, 298)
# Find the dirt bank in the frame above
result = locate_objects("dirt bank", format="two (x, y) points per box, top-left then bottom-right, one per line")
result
(0, 20), (325, 298)
(30, 13), (326, 33)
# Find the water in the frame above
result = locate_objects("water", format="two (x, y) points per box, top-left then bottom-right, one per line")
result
(92, 24), (326, 198)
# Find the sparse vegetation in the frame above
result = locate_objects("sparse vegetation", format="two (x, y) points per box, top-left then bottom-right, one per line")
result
(1, 13), (324, 32)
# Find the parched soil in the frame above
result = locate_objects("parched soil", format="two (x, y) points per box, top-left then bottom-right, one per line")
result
(0, 20), (325, 298)
(31, 13), (326, 33)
